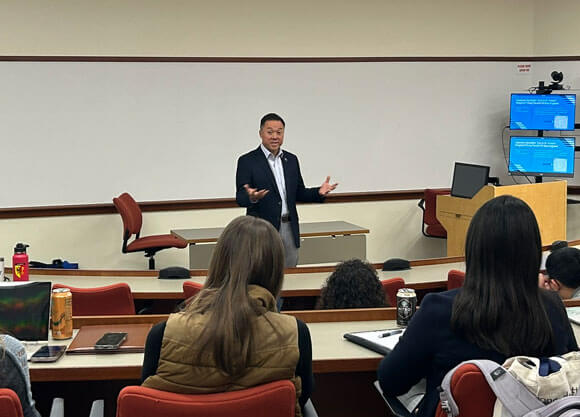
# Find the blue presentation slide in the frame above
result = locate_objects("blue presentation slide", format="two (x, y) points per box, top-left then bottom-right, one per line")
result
(510, 94), (576, 130)
(509, 137), (575, 177)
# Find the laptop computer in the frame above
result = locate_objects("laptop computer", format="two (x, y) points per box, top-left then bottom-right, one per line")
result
(0, 282), (52, 354)
(451, 162), (490, 199)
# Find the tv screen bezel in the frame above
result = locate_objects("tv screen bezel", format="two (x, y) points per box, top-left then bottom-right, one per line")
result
(509, 93), (577, 131)
(508, 136), (576, 178)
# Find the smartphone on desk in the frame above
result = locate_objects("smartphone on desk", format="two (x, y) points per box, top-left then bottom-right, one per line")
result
(94, 332), (127, 350)
(29, 345), (67, 362)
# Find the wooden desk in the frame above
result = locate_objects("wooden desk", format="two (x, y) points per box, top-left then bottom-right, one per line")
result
(171, 221), (370, 268)
(28, 260), (462, 301)
(36, 302), (580, 382)
(29, 318), (391, 382)
(31, 310), (396, 417)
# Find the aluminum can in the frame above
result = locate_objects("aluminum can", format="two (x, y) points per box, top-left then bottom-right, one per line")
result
(396, 288), (417, 326)
(51, 288), (73, 339)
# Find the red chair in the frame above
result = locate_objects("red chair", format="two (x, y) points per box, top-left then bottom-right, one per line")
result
(418, 189), (450, 238)
(183, 281), (203, 300)
(116, 380), (296, 417)
(434, 363), (495, 417)
(0, 389), (23, 417)
(52, 283), (136, 315)
(381, 278), (405, 307)
(113, 192), (188, 270)
(447, 270), (465, 290)
(0, 382), (98, 417)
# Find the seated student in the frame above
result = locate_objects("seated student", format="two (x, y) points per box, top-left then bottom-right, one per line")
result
(539, 247), (580, 299)
(378, 196), (578, 417)
(0, 334), (41, 417)
(317, 259), (387, 309)
(141, 216), (313, 416)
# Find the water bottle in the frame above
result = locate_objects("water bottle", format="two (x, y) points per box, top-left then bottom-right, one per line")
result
(12, 243), (29, 282)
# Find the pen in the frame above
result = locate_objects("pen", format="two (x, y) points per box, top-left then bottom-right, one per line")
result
(378, 330), (403, 338)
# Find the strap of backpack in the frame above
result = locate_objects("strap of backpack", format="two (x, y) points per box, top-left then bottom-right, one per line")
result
(439, 360), (544, 417)
(525, 397), (580, 417)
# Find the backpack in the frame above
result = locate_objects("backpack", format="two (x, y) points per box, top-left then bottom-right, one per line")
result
(439, 358), (580, 417)
(0, 345), (41, 417)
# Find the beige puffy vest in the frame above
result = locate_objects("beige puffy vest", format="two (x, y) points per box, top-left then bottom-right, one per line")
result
(143, 285), (303, 416)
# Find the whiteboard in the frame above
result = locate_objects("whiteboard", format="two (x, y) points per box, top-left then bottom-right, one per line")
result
(0, 60), (549, 207)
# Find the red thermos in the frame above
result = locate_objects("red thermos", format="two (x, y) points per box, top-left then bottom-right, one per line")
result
(12, 243), (29, 282)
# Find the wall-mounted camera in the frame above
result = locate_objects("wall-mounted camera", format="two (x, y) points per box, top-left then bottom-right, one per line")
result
(535, 71), (564, 94)
(549, 71), (564, 91)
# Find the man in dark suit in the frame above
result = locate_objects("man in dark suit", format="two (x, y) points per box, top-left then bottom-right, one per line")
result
(236, 113), (337, 267)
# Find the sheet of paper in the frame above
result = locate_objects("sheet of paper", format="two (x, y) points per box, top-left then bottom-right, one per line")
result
(347, 328), (405, 351)
(566, 307), (580, 325)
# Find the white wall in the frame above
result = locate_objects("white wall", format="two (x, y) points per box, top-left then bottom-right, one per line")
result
(0, 60), (532, 207)
(0, 0), (534, 57)
(534, 0), (580, 56)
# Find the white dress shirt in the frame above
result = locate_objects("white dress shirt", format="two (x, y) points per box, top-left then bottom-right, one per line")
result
(261, 144), (289, 217)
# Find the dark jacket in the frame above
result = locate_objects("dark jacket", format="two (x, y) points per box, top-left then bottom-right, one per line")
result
(235, 147), (323, 247)
(378, 289), (578, 417)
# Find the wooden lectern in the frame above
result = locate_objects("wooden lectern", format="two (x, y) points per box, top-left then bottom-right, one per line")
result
(436, 181), (567, 257)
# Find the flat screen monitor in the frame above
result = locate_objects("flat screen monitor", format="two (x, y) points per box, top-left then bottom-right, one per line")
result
(451, 162), (490, 199)
(509, 93), (576, 131)
(0, 282), (51, 341)
(509, 136), (576, 178)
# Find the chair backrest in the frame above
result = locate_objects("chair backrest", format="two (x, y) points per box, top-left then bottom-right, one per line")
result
(447, 270), (465, 290)
(0, 389), (24, 417)
(113, 193), (143, 240)
(381, 278), (405, 307)
(434, 363), (495, 417)
(116, 380), (296, 417)
(52, 283), (136, 315)
(422, 189), (450, 226)
(183, 281), (203, 300)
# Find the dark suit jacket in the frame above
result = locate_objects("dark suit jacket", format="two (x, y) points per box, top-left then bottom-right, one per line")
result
(236, 147), (323, 247)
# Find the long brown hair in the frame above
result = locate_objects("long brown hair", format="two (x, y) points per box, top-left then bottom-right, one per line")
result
(186, 215), (285, 375)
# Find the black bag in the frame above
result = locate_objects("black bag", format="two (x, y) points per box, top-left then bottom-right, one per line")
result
(158, 266), (190, 279)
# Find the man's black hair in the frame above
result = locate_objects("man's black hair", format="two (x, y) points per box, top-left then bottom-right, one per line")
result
(260, 113), (285, 128)
(546, 247), (580, 290)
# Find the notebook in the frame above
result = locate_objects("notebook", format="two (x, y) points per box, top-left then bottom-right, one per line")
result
(343, 328), (406, 355)
(66, 323), (152, 354)
(0, 282), (52, 353)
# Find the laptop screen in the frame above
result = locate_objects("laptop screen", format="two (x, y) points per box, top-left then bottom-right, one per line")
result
(0, 282), (51, 341)
(451, 162), (490, 199)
